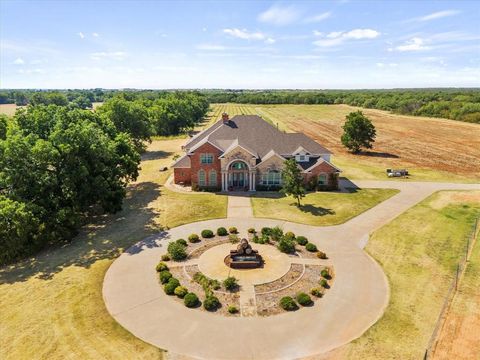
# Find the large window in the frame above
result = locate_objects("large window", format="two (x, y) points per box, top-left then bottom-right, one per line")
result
(209, 170), (217, 186)
(200, 153), (213, 164)
(230, 161), (248, 170)
(261, 170), (281, 185)
(318, 174), (327, 185)
(198, 169), (206, 186)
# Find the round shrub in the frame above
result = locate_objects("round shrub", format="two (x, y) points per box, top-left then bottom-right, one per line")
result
(252, 235), (260, 243)
(161, 254), (170, 261)
(247, 228), (256, 234)
(228, 227), (238, 234)
(321, 269), (331, 279)
(270, 226), (284, 241)
(174, 286), (188, 298)
(201, 229), (214, 238)
(184, 292), (199, 308)
(228, 305), (239, 314)
(188, 233), (200, 243)
(296, 292), (313, 306)
(317, 251), (327, 259)
(203, 295), (220, 311)
(296, 236), (308, 246)
(278, 238), (296, 254)
(320, 279), (329, 288)
(311, 288), (323, 297)
(176, 238), (188, 247)
(261, 227), (272, 236)
(159, 270), (172, 284)
(156, 261), (169, 272)
(305, 243), (318, 252)
(216, 227), (228, 236)
(284, 231), (295, 240)
(280, 296), (298, 311)
(223, 276), (238, 291)
(167, 242), (187, 261)
(164, 278), (180, 295)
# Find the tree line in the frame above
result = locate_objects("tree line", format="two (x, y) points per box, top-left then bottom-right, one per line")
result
(0, 91), (208, 264)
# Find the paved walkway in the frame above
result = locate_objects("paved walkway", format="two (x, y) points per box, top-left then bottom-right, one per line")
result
(227, 194), (253, 218)
(103, 180), (480, 360)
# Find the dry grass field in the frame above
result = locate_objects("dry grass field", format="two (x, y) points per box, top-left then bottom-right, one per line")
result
(0, 103), (21, 116)
(211, 104), (480, 182)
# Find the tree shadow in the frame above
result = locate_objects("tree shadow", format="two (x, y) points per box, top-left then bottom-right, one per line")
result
(297, 204), (335, 217)
(141, 150), (173, 161)
(0, 181), (166, 284)
(359, 151), (399, 159)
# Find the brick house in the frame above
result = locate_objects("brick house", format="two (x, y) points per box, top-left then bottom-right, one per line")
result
(172, 113), (340, 191)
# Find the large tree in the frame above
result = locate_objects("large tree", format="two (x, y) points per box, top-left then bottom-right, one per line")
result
(341, 111), (376, 153)
(281, 158), (305, 207)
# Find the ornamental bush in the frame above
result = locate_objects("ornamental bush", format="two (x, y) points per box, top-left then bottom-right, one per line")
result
(270, 226), (284, 241)
(305, 243), (318, 252)
(159, 270), (173, 284)
(296, 236), (308, 246)
(280, 296), (298, 311)
(161, 254), (170, 261)
(217, 227), (228, 236)
(164, 278), (180, 295)
(252, 235), (260, 243)
(203, 295), (220, 311)
(228, 305), (239, 314)
(184, 292), (199, 308)
(201, 229), (214, 238)
(296, 292), (313, 306)
(261, 227), (272, 236)
(317, 251), (327, 259)
(167, 241), (187, 261)
(311, 288), (323, 297)
(320, 279), (329, 288)
(321, 269), (331, 279)
(174, 286), (188, 298)
(223, 276), (238, 291)
(228, 226), (238, 234)
(247, 228), (256, 234)
(156, 261), (169, 272)
(176, 238), (188, 247)
(188, 233), (200, 243)
(284, 231), (295, 240)
(278, 237), (296, 254)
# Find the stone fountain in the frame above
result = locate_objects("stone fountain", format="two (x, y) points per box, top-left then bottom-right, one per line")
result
(225, 238), (263, 269)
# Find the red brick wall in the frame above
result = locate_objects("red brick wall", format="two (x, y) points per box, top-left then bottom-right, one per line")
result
(173, 168), (191, 185)
(190, 142), (222, 187)
(304, 161), (338, 186)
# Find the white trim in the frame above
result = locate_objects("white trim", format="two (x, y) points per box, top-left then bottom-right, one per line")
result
(303, 158), (342, 173)
(219, 139), (258, 159)
(292, 146), (311, 155)
(187, 137), (224, 154)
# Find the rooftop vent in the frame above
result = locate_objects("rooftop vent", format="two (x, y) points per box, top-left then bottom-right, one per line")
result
(222, 112), (229, 124)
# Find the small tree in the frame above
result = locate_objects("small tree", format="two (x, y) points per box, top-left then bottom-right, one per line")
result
(281, 158), (305, 207)
(341, 111), (376, 153)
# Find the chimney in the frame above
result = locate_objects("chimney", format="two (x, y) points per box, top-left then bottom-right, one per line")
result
(222, 112), (229, 124)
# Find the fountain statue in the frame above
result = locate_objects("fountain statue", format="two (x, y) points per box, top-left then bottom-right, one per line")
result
(226, 238), (263, 269)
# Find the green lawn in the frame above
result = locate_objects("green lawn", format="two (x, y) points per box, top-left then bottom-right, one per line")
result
(343, 191), (480, 360)
(0, 138), (227, 360)
(251, 188), (399, 226)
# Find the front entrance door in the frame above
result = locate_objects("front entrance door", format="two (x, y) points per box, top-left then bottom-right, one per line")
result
(229, 172), (248, 189)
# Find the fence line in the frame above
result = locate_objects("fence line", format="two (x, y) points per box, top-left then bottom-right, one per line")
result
(424, 217), (479, 359)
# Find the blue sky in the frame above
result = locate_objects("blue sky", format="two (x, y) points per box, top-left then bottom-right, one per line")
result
(1, 0), (479, 89)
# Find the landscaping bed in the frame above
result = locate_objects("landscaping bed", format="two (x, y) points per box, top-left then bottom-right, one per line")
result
(254, 264), (304, 293)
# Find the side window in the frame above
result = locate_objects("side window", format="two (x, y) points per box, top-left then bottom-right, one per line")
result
(209, 170), (217, 186)
(198, 169), (206, 186)
(201, 153), (213, 164)
(318, 174), (327, 185)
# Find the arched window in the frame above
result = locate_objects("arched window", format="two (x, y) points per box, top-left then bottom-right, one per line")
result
(198, 169), (206, 186)
(209, 170), (217, 186)
(229, 161), (248, 170)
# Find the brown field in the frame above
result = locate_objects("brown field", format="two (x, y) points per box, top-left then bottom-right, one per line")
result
(0, 103), (20, 116)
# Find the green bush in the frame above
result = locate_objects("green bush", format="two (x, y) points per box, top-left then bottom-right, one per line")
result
(201, 229), (214, 238)
(305, 243), (318, 252)
(188, 234), (200, 243)
(164, 278), (180, 295)
(296, 292), (313, 306)
(311, 288), (323, 297)
(174, 286), (188, 298)
(247, 228), (256, 234)
(184, 292), (199, 308)
(161, 254), (170, 261)
(278, 237), (296, 254)
(217, 227), (228, 236)
(203, 295), (220, 311)
(279, 296), (298, 311)
(317, 251), (327, 259)
(176, 238), (188, 247)
(252, 235), (260, 243)
(270, 226), (284, 241)
(261, 227), (272, 236)
(296, 236), (308, 246)
(229, 234), (239, 243)
(156, 261), (169, 272)
(159, 270), (172, 284)
(167, 241), (187, 261)
(228, 305), (239, 314)
(228, 226), (238, 234)
(223, 276), (238, 291)
(321, 269), (331, 279)
(284, 231), (295, 240)
(320, 279), (329, 288)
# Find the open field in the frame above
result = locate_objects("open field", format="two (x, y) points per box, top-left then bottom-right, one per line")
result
(211, 104), (480, 182)
(339, 190), (480, 359)
(0, 138), (227, 360)
(0, 103), (21, 116)
(251, 188), (399, 226)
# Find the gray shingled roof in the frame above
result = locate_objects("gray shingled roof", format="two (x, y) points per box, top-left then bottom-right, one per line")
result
(185, 115), (331, 158)
(171, 155), (191, 168)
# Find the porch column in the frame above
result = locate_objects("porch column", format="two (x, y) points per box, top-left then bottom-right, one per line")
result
(252, 172), (256, 191)
(221, 172), (226, 191)
(248, 172), (253, 191)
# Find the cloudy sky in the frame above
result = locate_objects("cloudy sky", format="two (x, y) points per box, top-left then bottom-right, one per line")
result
(1, 0), (479, 89)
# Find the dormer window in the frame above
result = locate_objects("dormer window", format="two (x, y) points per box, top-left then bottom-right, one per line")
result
(295, 154), (309, 162)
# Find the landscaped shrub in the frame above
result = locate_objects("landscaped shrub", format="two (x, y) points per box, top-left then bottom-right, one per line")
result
(252, 235), (260, 243)
(270, 226), (283, 241)
(201, 229), (214, 238)
(167, 241), (187, 261)
(228, 305), (239, 314)
(278, 237), (296, 254)
(203, 295), (220, 311)
(296, 236), (308, 246)
(284, 231), (295, 240)
(311, 288), (323, 297)
(320, 279), (329, 288)
(296, 292), (313, 306)
(161, 254), (170, 261)
(229, 234), (239, 243)
(188, 234), (200, 243)
(280, 296), (298, 311)
(321, 269), (331, 279)
(216, 227), (228, 236)
(193, 272), (221, 291)
(159, 270), (172, 284)
(184, 292), (199, 307)
(317, 251), (328, 259)
(228, 226), (238, 234)
(223, 276), (238, 291)
(164, 278), (180, 295)
(176, 238), (188, 247)
(156, 261), (169, 272)
(247, 228), (256, 234)
(261, 227), (272, 236)
(174, 286), (188, 298)
(305, 243), (318, 252)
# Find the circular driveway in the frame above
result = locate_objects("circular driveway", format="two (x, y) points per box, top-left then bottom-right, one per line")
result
(103, 218), (389, 360)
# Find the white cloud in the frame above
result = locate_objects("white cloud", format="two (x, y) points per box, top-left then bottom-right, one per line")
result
(417, 10), (461, 22)
(313, 28), (380, 47)
(13, 57), (25, 65)
(78, 32), (85, 39)
(304, 12), (332, 23)
(265, 37), (276, 45)
(258, 5), (301, 25)
(223, 28), (267, 41)
(392, 37), (431, 52)
(92, 32), (99, 37)
(90, 51), (128, 60)
(313, 31), (323, 37)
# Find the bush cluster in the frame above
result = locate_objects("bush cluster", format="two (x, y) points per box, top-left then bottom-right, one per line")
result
(223, 276), (238, 291)
(296, 292), (313, 306)
(174, 286), (188, 298)
(176, 238), (188, 247)
(261, 227), (272, 236)
(188, 233), (200, 243)
(278, 237), (296, 254)
(228, 227), (238, 234)
(310, 288), (323, 297)
(229, 234), (239, 243)
(228, 305), (239, 314)
(247, 228), (256, 234)
(296, 236), (308, 246)
(279, 296), (298, 311)
(203, 295), (220, 311)
(216, 227), (228, 236)
(317, 251), (327, 259)
(159, 270), (173, 284)
(161, 254), (171, 261)
(284, 231), (295, 240)
(184, 292), (199, 308)
(305, 243), (318, 252)
(321, 269), (331, 279)
(201, 229), (214, 238)
(270, 226), (283, 241)
(320, 279), (329, 288)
